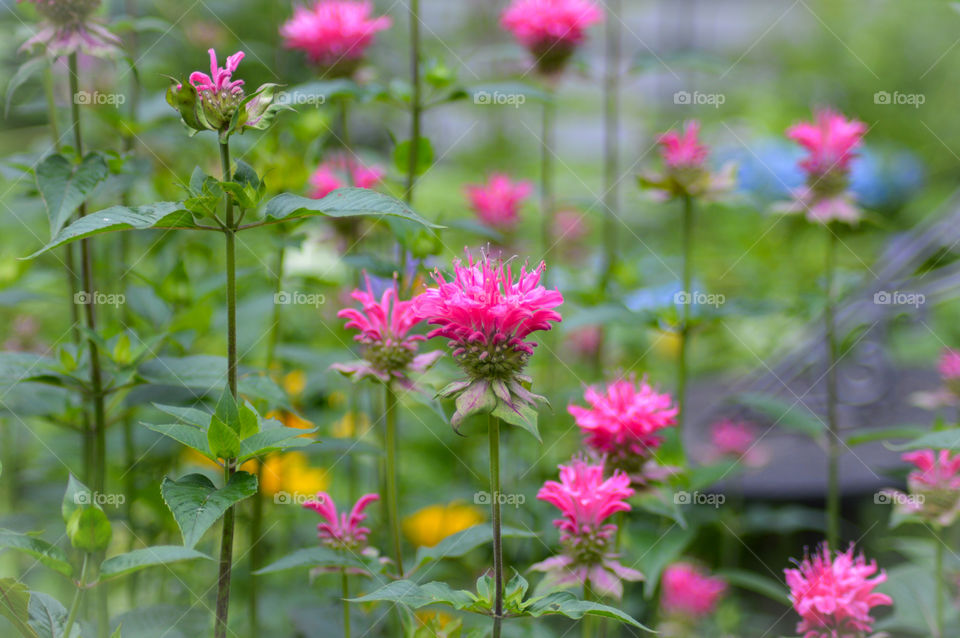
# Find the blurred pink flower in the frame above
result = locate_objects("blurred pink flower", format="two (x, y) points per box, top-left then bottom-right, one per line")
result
(939, 348), (960, 381)
(464, 174), (533, 231)
(280, 0), (391, 75)
(891, 449), (960, 526)
(658, 121), (708, 169)
(415, 252), (562, 427)
(661, 562), (726, 618)
(500, 0), (603, 73)
(641, 120), (735, 199)
(785, 544), (892, 638)
(532, 459), (642, 598)
(332, 275), (441, 389)
(709, 419), (768, 467)
(568, 325), (601, 359)
(310, 156), (385, 198)
(782, 109), (866, 225)
(20, 0), (120, 57)
(568, 376), (677, 474)
(304, 491), (379, 550)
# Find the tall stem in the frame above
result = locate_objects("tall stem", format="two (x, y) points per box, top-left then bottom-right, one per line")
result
(384, 385), (404, 576)
(62, 554), (88, 638)
(404, 0), (421, 205)
(599, 0), (621, 293)
(539, 92), (556, 265)
(582, 579), (596, 638)
(68, 52), (108, 638)
(825, 226), (840, 549)
(676, 193), (694, 451)
(214, 140), (238, 638)
(935, 535), (944, 638)
(488, 413), (503, 638)
(341, 567), (352, 638)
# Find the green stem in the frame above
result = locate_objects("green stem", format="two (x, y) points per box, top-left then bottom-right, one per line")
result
(599, 0), (621, 293)
(539, 91), (556, 265)
(63, 554), (88, 638)
(214, 139), (239, 638)
(339, 98), (352, 160)
(936, 536), (944, 638)
(825, 226), (840, 549)
(676, 193), (694, 452)
(489, 413), (503, 638)
(384, 385), (404, 576)
(404, 0), (421, 205)
(341, 567), (351, 638)
(583, 579), (596, 638)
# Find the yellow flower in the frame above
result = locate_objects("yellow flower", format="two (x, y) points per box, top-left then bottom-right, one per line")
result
(328, 390), (347, 410)
(403, 502), (484, 548)
(283, 370), (307, 398)
(652, 328), (681, 359)
(332, 411), (371, 438)
(265, 409), (314, 433)
(253, 452), (328, 497)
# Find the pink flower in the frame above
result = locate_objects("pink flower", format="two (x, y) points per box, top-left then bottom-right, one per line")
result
(641, 121), (735, 199)
(552, 209), (588, 244)
(785, 544), (892, 638)
(532, 459), (642, 598)
(897, 449), (960, 526)
(332, 275), (441, 389)
(658, 121), (709, 170)
(568, 377), (677, 474)
(189, 49), (245, 97)
(464, 174), (533, 231)
(783, 109), (866, 225)
(310, 156), (385, 199)
(500, 0), (603, 73)
(709, 419), (769, 467)
(20, 0), (120, 57)
(939, 348), (960, 381)
(304, 491), (379, 550)
(661, 562), (726, 618)
(280, 1), (391, 75)
(568, 325), (601, 359)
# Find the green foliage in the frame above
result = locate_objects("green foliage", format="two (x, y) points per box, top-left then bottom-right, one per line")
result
(160, 472), (257, 548)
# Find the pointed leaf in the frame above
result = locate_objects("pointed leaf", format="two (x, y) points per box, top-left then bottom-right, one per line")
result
(26, 592), (74, 638)
(65, 506), (112, 553)
(0, 578), (37, 638)
(142, 423), (212, 459)
(0, 530), (72, 578)
(492, 401), (540, 442)
(254, 546), (365, 575)
(161, 472), (257, 548)
(889, 429), (960, 452)
(524, 591), (650, 629)
(99, 546), (213, 581)
(61, 474), (91, 524)
(35, 153), (109, 236)
(207, 416), (241, 459)
(237, 401), (259, 440)
(349, 580), (477, 611)
(5, 57), (46, 118)
(261, 188), (441, 228)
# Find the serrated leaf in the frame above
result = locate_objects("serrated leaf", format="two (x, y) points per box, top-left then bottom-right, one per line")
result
(66, 506), (112, 553)
(35, 153), (109, 236)
(26, 592), (75, 638)
(492, 401), (540, 442)
(238, 425), (315, 462)
(0, 530), (72, 578)
(237, 401), (259, 439)
(0, 578), (37, 638)
(152, 404), (210, 428)
(349, 580), (478, 611)
(99, 546), (213, 580)
(523, 591), (649, 628)
(161, 472), (257, 548)
(410, 525), (536, 574)
(142, 423), (212, 459)
(261, 188), (441, 229)
(25, 202), (196, 258)
(254, 546), (365, 575)
(214, 387), (240, 432)
(207, 416), (241, 459)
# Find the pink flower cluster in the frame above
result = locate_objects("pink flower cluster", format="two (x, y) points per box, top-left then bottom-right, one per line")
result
(709, 418), (768, 467)
(898, 449), (960, 526)
(20, 0), (120, 57)
(464, 174), (533, 231)
(304, 491), (379, 551)
(642, 120), (735, 199)
(500, 0), (603, 73)
(660, 562), (726, 619)
(658, 121), (709, 170)
(332, 276), (441, 389)
(280, 0), (391, 74)
(783, 109), (867, 224)
(188, 49), (245, 99)
(568, 377), (677, 473)
(533, 459), (643, 598)
(939, 348), (960, 382)
(785, 544), (892, 638)
(310, 156), (385, 199)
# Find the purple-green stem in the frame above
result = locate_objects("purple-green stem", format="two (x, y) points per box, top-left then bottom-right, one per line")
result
(384, 385), (404, 576)
(214, 139), (239, 638)
(676, 193), (693, 457)
(68, 52), (109, 638)
(489, 413), (503, 638)
(824, 226), (839, 549)
(404, 0), (421, 206)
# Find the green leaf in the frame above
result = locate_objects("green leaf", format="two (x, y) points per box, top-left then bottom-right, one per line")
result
(349, 580), (478, 611)
(66, 506), (112, 553)
(393, 138), (434, 176)
(99, 546), (213, 580)
(0, 578), (37, 638)
(26, 592), (75, 638)
(523, 591), (650, 629)
(261, 188), (441, 229)
(35, 153), (109, 236)
(161, 472), (258, 548)
(25, 202), (196, 258)
(889, 429), (960, 452)
(492, 401), (540, 442)
(61, 474), (91, 524)
(716, 569), (790, 606)
(4, 57), (45, 118)
(735, 392), (824, 438)
(410, 525), (536, 574)
(142, 423), (212, 459)
(213, 387), (240, 433)
(238, 425), (315, 462)
(138, 357), (288, 408)
(237, 401), (259, 440)
(0, 530), (72, 578)
(254, 546), (365, 575)
(207, 416), (241, 459)
(846, 425), (929, 447)
(152, 404), (210, 428)
(628, 525), (696, 599)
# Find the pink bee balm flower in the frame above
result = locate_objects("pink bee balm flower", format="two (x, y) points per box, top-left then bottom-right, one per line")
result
(568, 376), (678, 476)
(309, 156), (386, 199)
(641, 121), (735, 199)
(19, 0), (121, 57)
(280, 1), (391, 76)
(939, 348), (960, 383)
(304, 491), (379, 550)
(500, 0), (603, 74)
(785, 544), (892, 638)
(532, 459), (643, 599)
(332, 275), (442, 390)
(658, 121), (709, 170)
(709, 418), (769, 467)
(782, 109), (867, 225)
(464, 174), (533, 231)
(891, 449), (960, 526)
(661, 562), (726, 618)
(414, 251), (562, 428)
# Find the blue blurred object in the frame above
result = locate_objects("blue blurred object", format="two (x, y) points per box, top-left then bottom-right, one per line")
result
(721, 139), (925, 211)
